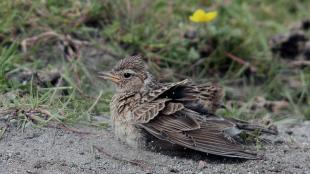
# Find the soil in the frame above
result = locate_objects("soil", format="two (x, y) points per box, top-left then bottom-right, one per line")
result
(0, 116), (310, 174)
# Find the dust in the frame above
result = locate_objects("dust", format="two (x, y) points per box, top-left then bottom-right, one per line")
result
(1, 115), (309, 174)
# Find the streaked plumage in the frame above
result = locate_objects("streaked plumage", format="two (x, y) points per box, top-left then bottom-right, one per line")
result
(98, 56), (277, 159)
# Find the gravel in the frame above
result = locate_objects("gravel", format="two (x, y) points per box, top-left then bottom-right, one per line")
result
(0, 118), (310, 174)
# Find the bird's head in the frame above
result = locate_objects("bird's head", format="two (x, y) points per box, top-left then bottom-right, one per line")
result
(98, 56), (150, 93)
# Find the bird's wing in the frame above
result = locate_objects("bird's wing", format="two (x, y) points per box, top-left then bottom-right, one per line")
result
(131, 79), (190, 123)
(133, 80), (257, 159)
(171, 82), (223, 114)
(141, 79), (190, 103)
(143, 80), (222, 114)
(189, 83), (223, 113)
(132, 98), (169, 123)
(136, 105), (257, 159)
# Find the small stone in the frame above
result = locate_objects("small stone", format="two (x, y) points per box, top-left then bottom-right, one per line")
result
(10, 119), (18, 124)
(60, 161), (67, 166)
(198, 160), (208, 170)
(94, 154), (101, 160)
(285, 130), (293, 135)
(33, 162), (42, 169)
(169, 168), (179, 173)
(294, 164), (302, 169)
(273, 138), (285, 145)
(69, 162), (78, 168)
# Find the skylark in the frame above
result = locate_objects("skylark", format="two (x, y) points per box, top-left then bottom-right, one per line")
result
(98, 56), (276, 159)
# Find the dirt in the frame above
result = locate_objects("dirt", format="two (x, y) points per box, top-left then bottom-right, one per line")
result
(0, 116), (310, 174)
(269, 19), (310, 60)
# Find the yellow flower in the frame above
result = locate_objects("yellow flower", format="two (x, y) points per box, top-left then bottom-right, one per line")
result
(189, 9), (218, 23)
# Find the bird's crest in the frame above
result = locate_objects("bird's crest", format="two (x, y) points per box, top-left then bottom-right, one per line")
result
(113, 55), (145, 73)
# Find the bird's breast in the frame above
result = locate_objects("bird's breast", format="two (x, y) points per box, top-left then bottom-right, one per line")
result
(110, 94), (146, 148)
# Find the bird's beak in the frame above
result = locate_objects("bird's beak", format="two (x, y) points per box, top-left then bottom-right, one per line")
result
(97, 71), (120, 84)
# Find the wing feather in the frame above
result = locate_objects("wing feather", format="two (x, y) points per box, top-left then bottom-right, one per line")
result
(142, 79), (190, 103)
(140, 109), (258, 159)
(132, 79), (257, 159)
(161, 102), (184, 115)
(132, 98), (169, 123)
(176, 83), (223, 113)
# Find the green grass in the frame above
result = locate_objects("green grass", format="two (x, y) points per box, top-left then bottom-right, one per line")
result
(0, 0), (309, 128)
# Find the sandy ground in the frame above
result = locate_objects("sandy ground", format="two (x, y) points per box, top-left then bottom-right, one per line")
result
(0, 116), (310, 174)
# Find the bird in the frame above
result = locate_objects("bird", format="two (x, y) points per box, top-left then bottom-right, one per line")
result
(98, 55), (277, 159)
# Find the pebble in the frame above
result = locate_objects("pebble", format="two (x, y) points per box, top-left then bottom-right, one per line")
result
(198, 160), (208, 170)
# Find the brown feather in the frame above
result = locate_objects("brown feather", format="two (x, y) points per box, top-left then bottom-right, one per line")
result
(132, 98), (169, 123)
(113, 55), (145, 73)
(142, 110), (258, 159)
(174, 83), (223, 113)
(141, 79), (190, 102)
(132, 91), (259, 159)
(161, 102), (184, 115)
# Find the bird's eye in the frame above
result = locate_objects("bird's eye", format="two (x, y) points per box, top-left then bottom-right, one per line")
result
(123, 73), (132, 78)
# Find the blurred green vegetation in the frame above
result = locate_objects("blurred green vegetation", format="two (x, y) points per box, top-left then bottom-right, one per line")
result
(0, 0), (310, 127)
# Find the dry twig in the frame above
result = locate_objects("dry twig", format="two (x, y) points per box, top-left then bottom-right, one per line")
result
(21, 31), (91, 61)
(49, 123), (93, 135)
(0, 126), (8, 140)
(289, 60), (310, 67)
(225, 52), (257, 73)
(1, 107), (93, 135)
